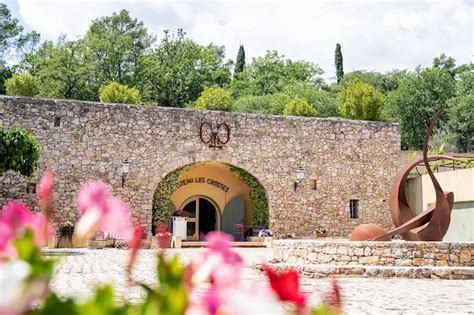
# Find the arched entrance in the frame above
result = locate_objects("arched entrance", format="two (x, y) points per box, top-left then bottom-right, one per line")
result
(180, 196), (221, 240)
(151, 161), (269, 241)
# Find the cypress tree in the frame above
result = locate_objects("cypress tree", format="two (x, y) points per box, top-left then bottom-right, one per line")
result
(335, 43), (344, 84)
(234, 44), (246, 78)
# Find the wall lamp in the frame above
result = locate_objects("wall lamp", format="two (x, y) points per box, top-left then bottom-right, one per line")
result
(121, 159), (131, 188)
(294, 166), (306, 191)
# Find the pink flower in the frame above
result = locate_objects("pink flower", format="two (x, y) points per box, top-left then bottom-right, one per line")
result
(77, 181), (111, 215)
(0, 221), (15, 259)
(0, 201), (52, 258)
(37, 170), (54, 201)
(191, 232), (243, 288)
(75, 181), (133, 241)
(126, 226), (144, 283)
(37, 170), (55, 221)
(322, 277), (342, 310)
(1, 201), (33, 232)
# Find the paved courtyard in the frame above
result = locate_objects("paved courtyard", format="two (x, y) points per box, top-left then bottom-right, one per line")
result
(47, 248), (474, 314)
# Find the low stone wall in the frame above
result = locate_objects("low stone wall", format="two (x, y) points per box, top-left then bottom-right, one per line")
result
(274, 240), (473, 267)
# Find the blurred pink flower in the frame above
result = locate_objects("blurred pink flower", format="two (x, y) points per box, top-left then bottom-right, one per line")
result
(0, 221), (15, 259)
(77, 181), (111, 215)
(37, 170), (54, 200)
(126, 226), (144, 283)
(1, 201), (33, 232)
(76, 181), (133, 240)
(191, 232), (243, 289)
(0, 201), (52, 258)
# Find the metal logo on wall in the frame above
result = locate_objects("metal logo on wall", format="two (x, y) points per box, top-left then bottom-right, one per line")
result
(199, 122), (231, 149)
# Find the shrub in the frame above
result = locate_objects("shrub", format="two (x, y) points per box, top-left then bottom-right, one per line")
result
(5, 73), (40, 97)
(283, 98), (317, 117)
(0, 127), (40, 177)
(233, 93), (291, 115)
(99, 81), (141, 104)
(338, 82), (383, 120)
(282, 82), (339, 117)
(195, 87), (233, 111)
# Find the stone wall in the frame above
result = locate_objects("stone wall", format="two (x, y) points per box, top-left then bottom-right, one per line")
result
(274, 240), (473, 267)
(0, 96), (400, 236)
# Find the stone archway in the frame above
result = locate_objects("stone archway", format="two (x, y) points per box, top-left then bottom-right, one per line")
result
(151, 161), (269, 238)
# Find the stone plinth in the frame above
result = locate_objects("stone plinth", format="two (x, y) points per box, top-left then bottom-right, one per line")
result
(274, 239), (474, 267)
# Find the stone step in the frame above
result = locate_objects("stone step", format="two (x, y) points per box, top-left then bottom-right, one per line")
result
(261, 263), (474, 280)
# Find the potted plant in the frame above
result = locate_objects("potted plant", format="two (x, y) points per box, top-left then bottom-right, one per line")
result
(316, 227), (328, 237)
(156, 223), (172, 248)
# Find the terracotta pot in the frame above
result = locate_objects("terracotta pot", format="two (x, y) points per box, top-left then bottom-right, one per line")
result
(316, 232), (328, 237)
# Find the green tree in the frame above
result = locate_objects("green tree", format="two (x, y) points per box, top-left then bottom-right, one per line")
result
(5, 73), (40, 96)
(283, 98), (317, 117)
(195, 86), (233, 111)
(335, 43), (344, 84)
(282, 82), (339, 117)
(99, 81), (140, 104)
(0, 3), (40, 62)
(228, 50), (324, 98)
(337, 70), (408, 94)
(0, 127), (39, 177)
(338, 82), (383, 120)
(84, 9), (155, 86)
(389, 67), (455, 149)
(447, 66), (473, 152)
(25, 36), (97, 100)
(140, 29), (231, 107)
(0, 61), (12, 94)
(433, 53), (456, 79)
(233, 93), (292, 115)
(234, 44), (246, 78)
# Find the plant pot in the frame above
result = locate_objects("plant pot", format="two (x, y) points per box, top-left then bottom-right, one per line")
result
(140, 239), (151, 249)
(316, 232), (328, 237)
(248, 236), (263, 242)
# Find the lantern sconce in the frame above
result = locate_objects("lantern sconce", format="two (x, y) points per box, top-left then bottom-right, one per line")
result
(294, 166), (306, 191)
(121, 159), (131, 188)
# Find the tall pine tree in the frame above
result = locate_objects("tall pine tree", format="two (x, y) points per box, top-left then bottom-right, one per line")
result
(234, 44), (246, 78)
(335, 43), (344, 84)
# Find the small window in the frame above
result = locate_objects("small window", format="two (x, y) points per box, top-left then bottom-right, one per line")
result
(310, 179), (317, 190)
(26, 183), (36, 194)
(54, 117), (61, 127)
(349, 199), (359, 219)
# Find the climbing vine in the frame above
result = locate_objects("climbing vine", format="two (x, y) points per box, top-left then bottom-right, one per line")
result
(228, 165), (269, 228)
(152, 166), (186, 225)
(0, 127), (39, 177)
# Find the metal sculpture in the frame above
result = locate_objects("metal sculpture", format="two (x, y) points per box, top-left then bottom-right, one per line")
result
(199, 122), (230, 149)
(351, 110), (464, 241)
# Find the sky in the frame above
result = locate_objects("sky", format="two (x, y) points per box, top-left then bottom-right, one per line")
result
(4, 0), (473, 80)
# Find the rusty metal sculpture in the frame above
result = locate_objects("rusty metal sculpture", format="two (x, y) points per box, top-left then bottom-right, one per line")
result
(199, 121), (231, 149)
(351, 110), (464, 241)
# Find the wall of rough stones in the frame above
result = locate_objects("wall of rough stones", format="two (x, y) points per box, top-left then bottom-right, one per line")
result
(0, 96), (400, 236)
(274, 240), (473, 267)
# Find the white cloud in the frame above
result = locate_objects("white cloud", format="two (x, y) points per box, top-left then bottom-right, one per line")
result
(15, 0), (474, 80)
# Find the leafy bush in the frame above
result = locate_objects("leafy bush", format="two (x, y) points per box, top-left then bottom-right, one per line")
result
(282, 82), (339, 117)
(283, 98), (317, 117)
(228, 165), (269, 228)
(194, 86), (233, 111)
(338, 82), (383, 120)
(99, 81), (140, 104)
(233, 93), (291, 115)
(0, 127), (39, 176)
(5, 73), (40, 97)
